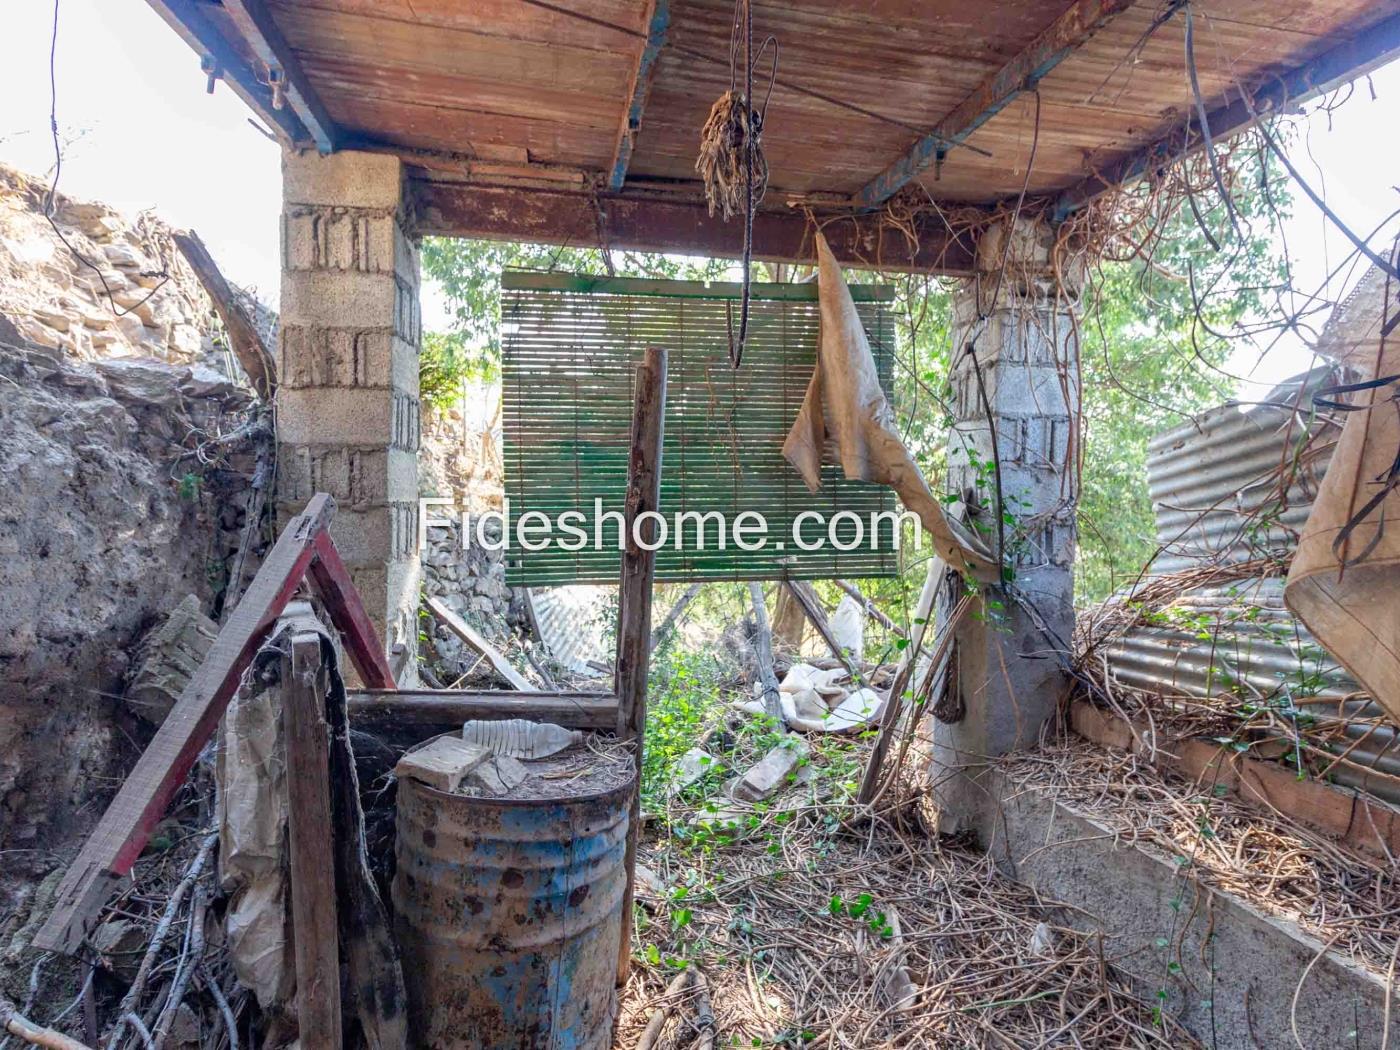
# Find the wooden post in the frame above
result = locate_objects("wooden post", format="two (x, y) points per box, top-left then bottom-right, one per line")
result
(284, 627), (343, 1049)
(615, 347), (668, 985)
(783, 581), (858, 677)
(747, 582), (785, 727)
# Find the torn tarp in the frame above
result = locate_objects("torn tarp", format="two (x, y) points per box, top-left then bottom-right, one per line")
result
(782, 233), (997, 582)
(1286, 333), (1400, 725)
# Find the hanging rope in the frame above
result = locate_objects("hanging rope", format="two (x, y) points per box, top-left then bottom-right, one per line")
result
(696, 0), (776, 368)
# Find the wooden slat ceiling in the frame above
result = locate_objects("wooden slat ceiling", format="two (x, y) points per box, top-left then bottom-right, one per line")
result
(158, 0), (1400, 266)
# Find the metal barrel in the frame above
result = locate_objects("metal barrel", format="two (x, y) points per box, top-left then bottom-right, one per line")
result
(391, 768), (632, 1049)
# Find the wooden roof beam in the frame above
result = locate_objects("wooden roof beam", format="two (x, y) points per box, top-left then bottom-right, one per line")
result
(144, 0), (310, 147)
(221, 0), (340, 154)
(608, 0), (670, 192)
(1052, 9), (1400, 219)
(411, 181), (979, 274)
(854, 0), (1135, 210)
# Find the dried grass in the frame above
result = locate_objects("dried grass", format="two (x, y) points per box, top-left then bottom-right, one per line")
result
(618, 741), (1194, 1049)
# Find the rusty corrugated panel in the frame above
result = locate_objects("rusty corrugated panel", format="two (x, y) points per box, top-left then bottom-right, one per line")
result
(1102, 368), (1400, 803)
(528, 586), (611, 676)
(392, 772), (631, 1049)
(1145, 369), (1336, 576)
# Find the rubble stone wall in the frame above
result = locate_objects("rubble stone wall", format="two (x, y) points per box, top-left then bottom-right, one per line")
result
(0, 163), (228, 366)
(0, 341), (253, 905)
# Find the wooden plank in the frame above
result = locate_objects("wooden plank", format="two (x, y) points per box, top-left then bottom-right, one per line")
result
(615, 347), (668, 986)
(283, 627), (343, 1050)
(854, 0), (1136, 208)
(141, 0), (310, 146)
(412, 181), (978, 274)
(426, 596), (534, 691)
(500, 270), (895, 302)
(172, 231), (276, 400)
(1068, 700), (1400, 865)
(34, 495), (335, 952)
(308, 532), (397, 689)
(784, 581), (858, 678)
(222, 0), (341, 152)
(348, 689), (618, 745)
(607, 0), (670, 192)
(1052, 8), (1400, 217)
(35, 496), (394, 954)
(748, 583), (785, 727)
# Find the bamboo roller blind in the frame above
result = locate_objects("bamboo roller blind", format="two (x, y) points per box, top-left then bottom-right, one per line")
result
(501, 272), (901, 586)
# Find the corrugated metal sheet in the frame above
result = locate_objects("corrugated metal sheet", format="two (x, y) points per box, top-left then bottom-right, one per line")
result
(528, 585), (611, 676)
(1102, 367), (1400, 804)
(1146, 369), (1336, 575)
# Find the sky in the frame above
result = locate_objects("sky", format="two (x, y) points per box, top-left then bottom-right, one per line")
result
(3, 0), (1398, 390)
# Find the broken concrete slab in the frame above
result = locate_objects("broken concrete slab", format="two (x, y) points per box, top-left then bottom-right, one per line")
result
(671, 747), (721, 793)
(463, 754), (529, 795)
(732, 738), (809, 802)
(126, 594), (218, 725)
(395, 737), (490, 793)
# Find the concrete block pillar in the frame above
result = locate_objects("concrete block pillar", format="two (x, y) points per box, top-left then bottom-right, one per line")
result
(930, 216), (1081, 838)
(276, 149), (421, 683)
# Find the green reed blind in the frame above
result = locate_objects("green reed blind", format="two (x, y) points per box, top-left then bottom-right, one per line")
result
(501, 272), (901, 586)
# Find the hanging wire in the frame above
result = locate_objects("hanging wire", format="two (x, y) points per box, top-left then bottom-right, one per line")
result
(42, 0), (170, 320)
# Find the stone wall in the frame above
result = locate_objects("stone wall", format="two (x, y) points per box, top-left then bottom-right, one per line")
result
(0, 163), (231, 366)
(419, 519), (527, 687)
(0, 339), (254, 910)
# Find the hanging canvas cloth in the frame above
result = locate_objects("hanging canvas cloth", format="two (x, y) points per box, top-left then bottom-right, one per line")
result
(1286, 328), (1400, 724)
(782, 232), (997, 582)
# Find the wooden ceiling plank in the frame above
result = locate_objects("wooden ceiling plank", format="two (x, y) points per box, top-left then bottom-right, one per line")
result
(142, 0), (309, 146)
(222, 0), (340, 153)
(608, 0), (671, 191)
(854, 0), (1138, 208)
(1053, 8), (1400, 217)
(411, 180), (978, 274)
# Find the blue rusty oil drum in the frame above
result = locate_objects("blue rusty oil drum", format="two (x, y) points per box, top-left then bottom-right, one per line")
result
(391, 761), (632, 1049)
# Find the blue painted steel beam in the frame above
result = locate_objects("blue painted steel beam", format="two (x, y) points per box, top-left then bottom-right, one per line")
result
(142, 0), (312, 147)
(222, 0), (340, 154)
(1053, 9), (1400, 220)
(853, 0), (1135, 210)
(608, 0), (671, 192)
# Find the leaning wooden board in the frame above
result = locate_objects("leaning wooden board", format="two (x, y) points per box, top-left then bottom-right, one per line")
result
(36, 494), (395, 954)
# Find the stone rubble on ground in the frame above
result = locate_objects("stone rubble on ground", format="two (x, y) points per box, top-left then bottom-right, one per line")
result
(670, 747), (722, 794)
(731, 738), (810, 803)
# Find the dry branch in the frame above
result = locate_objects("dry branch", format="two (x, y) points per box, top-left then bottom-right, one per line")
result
(172, 231), (276, 400)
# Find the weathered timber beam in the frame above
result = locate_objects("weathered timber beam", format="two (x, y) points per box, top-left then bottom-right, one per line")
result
(615, 348), (668, 985)
(221, 0), (340, 153)
(143, 0), (309, 146)
(608, 0), (670, 192)
(172, 230), (276, 400)
(1053, 9), (1400, 218)
(411, 181), (978, 274)
(347, 689), (618, 746)
(855, 0), (1135, 209)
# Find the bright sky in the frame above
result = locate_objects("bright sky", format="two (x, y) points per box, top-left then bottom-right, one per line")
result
(3, 0), (1398, 389)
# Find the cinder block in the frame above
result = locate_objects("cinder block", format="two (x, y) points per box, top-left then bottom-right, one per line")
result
(282, 149), (403, 210)
(281, 270), (399, 330)
(276, 387), (394, 446)
(282, 208), (399, 274)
